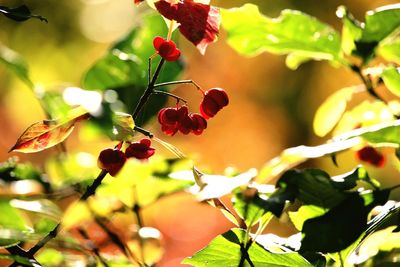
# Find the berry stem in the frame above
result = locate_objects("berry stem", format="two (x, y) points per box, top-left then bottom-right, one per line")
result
(153, 90), (187, 104)
(134, 125), (154, 138)
(153, 79), (202, 92)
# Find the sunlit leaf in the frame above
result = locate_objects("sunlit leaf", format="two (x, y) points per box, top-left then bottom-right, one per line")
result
(0, 199), (31, 247)
(193, 169), (258, 201)
(337, 4), (400, 62)
(0, 43), (33, 88)
(313, 86), (358, 137)
(10, 107), (89, 153)
(222, 4), (342, 69)
(379, 37), (400, 64)
(382, 66), (400, 97)
(0, 5), (47, 22)
(289, 205), (326, 231)
(183, 228), (313, 267)
(258, 138), (361, 182)
(333, 100), (399, 136)
(36, 249), (65, 267)
(300, 190), (390, 253)
(10, 199), (62, 221)
(112, 112), (135, 141)
(335, 119), (400, 147)
(253, 233), (302, 253)
(336, 6), (363, 55)
(232, 189), (273, 227)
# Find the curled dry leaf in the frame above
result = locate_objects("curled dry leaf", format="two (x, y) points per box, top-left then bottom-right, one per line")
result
(9, 107), (89, 153)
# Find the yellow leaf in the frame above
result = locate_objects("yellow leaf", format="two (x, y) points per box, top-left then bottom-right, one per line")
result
(313, 87), (357, 137)
(62, 201), (91, 230)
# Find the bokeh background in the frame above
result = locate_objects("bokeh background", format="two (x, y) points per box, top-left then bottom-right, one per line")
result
(1, 0), (400, 266)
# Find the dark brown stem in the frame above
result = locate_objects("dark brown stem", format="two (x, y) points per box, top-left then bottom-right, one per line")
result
(132, 58), (165, 119)
(78, 228), (110, 267)
(351, 64), (386, 103)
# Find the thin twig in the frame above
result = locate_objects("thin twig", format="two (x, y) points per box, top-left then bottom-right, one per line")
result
(78, 228), (110, 267)
(95, 217), (144, 266)
(152, 90), (187, 104)
(132, 186), (146, 265)
(153, 79), (201, 91)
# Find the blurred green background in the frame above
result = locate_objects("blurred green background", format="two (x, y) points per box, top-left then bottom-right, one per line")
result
(1, 0), (399, 266)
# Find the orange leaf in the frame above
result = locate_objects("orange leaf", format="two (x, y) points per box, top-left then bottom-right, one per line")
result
(10, 107), (89, 153)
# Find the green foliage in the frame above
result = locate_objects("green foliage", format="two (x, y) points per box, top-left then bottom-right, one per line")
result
(222, 4), (342, 69)
(338, 5), (400, 63)
(183, 228), (313, 267)
(0, 43), (34, 88)
(0, 200), (30, 247)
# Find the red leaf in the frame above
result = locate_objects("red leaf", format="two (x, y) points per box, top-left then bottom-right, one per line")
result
(155, 0), (220, 54)
(10, 107), (89, 153)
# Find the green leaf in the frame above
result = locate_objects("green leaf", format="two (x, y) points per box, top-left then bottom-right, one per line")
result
(300, 190), (390, 253)
(183, 228), (312, 267)
(0, 43), (33, 88)
(82, 12), (183, 126)
(336, 6), (363, 55)
(10, 199), (62, 221)
(338, 120), (400, 147)
(313, 86), (357, 137)
(112, 112), (135, 141)
(35, 249), (65, 267)
(289, 205), (326, 231)
(337, 5), (400, 62)
(382, 66), (400, 97)
(232, 190), (273, 227)
(257, 136), (362, 183)
(278, 169), (348, 209)
(221, 4), (342, 69)
(379, 37), (400, 64)
(0, 199), (30, 247)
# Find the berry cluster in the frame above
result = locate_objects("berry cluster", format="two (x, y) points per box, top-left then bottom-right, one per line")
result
(98, 138), (155, 176)
(158, 106), (207, 136)
(355, 146), (385, 168)
(158, 88), (229, 136)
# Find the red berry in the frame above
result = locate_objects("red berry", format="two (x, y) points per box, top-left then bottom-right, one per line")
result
(190, 113), (207, 135)
(356, 146), (385, 167)
(98, 148), (126, 176)
(178, 114), (193, 134)
(125, 139), (155, 160)
(158, 107), (179, 126)
(200, 88), (229, 119)
(153, 36), (181, 62)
